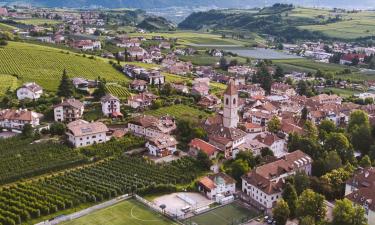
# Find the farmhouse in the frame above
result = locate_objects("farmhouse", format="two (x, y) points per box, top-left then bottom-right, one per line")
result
(145, 134), (178, 157)
(17, 82), (43, 100)
(70, 39), (101, 51)
(0, 109), (42, 130)
(198, 173), (236, 200)
(242, 150), (312, 212)
(130, 79), (148, 92)
(66, 120), (109, 148)
(189, 138), (220, 159)
(54, 99), (84, 122)
(101, 94), (122, 117)
(127, 92), (158, 109)
(128, 115), (176, 139)
(271, 83), (296, 96)
(253, 132), (286, 158)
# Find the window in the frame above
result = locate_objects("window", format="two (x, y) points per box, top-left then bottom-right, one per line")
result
(233, 98), (236, 105)
(226, 98), (229, 105)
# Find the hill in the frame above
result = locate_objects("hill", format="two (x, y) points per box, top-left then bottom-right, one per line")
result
(0, 42), (129, 92)
(3, 0), (375, 9)
(179, 6), (375, 41)
(137, 16), (176, 31)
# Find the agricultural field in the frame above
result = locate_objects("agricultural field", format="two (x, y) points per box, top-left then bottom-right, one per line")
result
(13, 18), (62, 25)
(0, 156), (203, 225)
(183, 202), (259, 225)
(0, 42), (129, 91)
(297, 9), (375, 39)
(274, 58), (351, 74)
(0, 74), (19, 95)
(146, 104), (210, 120)
(62, 199), (176, 225)
(179, 55), (247, 66)
(105, 83), (131, 99)
(0, 137), (86, 184)
(0, 22), (17, 31)
(323, 87), (360, 98)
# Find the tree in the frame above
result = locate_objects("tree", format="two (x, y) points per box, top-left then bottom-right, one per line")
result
(253, 65), (273, 94)
(301, 107), (308, 121)
(22, 124), (33, 138)
(236, 151), (256, 168)
(282, 183), (297, 217)
(49, 122), (66, 136)
(333, 199), (367, 225)
(273, 199), (290, 225)
(57, 69), (74, 98)
(324, 133), (352, 163)
(304, 121), (318, 141)
(348, 110), (370, 132)
(267, 116), (281, 133)
(351, 57), (360, 66)
(351, 124), (372, 154)
(261, 147), (274, 157)
(299, 216), (315, 225)
(93, 79), (107, 100)
(294, 172), (311, 196)
(296, 189), (326, 222)
(230, 159), (250, 183)
(359, 155), (372, 167)
(318, 120), (336, 141)
(151, 99), (163, 109)
(219, 57), (228, 70)
(197, 150), (212, 170)
(275, 66), (284, 79)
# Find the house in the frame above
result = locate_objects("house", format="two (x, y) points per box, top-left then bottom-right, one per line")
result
(340, 53), (366, 65)
(171, 83), (189, 94)
(159, 41), (171, 49)
(54, 98), (84, 122)
(242, 150), (312, 212)
(189, 138), (220, 159)
(101, 94), (122, 117)
(310, 94), (342, 105)
(17, 82), (43, 100)
(66, 120), (109, 148)
(0, 8), (8, 16)
(209, 49), (223, 57)
(198, 173), (236, 200)
(146, 134), (178, 157)
(0, 109), (42, 130)
(192, 83), (209, 96)
(127, 92), (158, 109)
(237, 84), (266, 97)
(128, 115), (176, 138)
(244, 122), (266, 134)
(70, 39), (101, 51)
(198, 94), (222, 110)
(127, 46), (147, 60)
(345, 167), (375, 225)
(253, 132), (286, 158)
(72, 78), (89, 91)
(271, 83), (296, 96)
(130, 79), (148, 92)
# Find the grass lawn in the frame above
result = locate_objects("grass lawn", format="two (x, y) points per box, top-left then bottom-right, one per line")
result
(14, 18), (62, 25)
(0, 22), (17, 31)
(323, 87), (360, 98)
(0, 42), (129, 91)
(184, 202), (259, 225)
(62, 199), (177, 225)
(146, 104), (210, 120)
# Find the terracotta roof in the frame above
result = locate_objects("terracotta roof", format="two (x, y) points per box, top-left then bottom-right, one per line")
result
(55, 98), (84, 109)
(224, 79), (237, 95)
(131, 79), (148, 86)
(255, 133), (281, 146)
(0, 109), (41, 122)
(148, 134), (178, 149)
(189, 138), (219, 156)
(101, 94), (119, 102)
(199, 173), (236, 191)
(199, 176), (216, 190)
(20, 82), (43, 93)
(245, 122), (263, 129)
(281, 121), (303, 135)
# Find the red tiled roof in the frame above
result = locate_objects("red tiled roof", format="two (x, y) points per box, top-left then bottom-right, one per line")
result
(189, 138), (219, 156)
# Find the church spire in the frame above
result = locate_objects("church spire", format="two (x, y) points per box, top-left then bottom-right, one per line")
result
(224, 79), (237, 96)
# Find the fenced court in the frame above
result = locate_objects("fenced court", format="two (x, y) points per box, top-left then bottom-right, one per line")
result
(183, 201), (259, 225)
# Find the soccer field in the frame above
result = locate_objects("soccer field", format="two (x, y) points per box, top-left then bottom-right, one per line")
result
(62, 199), (178, 225)
(183, 202), (259, 225)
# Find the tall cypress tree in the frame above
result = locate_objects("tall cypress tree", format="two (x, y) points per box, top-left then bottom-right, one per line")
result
(57, 69), (73, 98)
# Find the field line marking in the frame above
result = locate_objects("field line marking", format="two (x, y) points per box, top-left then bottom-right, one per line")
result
(130, 206), (162, 222)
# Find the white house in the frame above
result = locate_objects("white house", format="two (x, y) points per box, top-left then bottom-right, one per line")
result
(17, 82), (43, 100)
(253, 132), (286, 158)
(54, 99), (84, 122)
(198, 173), (236, 200)
(66, 120), (109, 148)
(345, 167), (375, 225)
(145, 134), (178, 157)
(242, 150), (312, 212)
(0, 109), (42, 130)
(128, 115), (176, 139)
(101, 94), (122, 117)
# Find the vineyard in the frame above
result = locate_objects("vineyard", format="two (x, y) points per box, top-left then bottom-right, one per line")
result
(0, 74), (18, 95)
(0, 156), (203, 225)
(0, 42), (129, 91)
(0, 137), (86, 184)
(105, 83), (131, 99)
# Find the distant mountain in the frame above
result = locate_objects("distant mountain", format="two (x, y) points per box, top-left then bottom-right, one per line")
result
(2, 0), (375, 9)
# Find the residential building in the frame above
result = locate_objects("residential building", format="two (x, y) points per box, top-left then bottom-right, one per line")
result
(198, 173), (236, 200)
(146, 134), (178, 157)
(242, 150), (313, 212)
(17, 82), (43, 100)
(101, 94), (122, 117)
(253, 132), (286, 158)
(127, 92), (158, 109)
(189, 138), (220, 159)
(128, 115), (176, 138)
(54, 99), (84, 122)
(271, 83), (296, 96)
(0, 109), (42, 130)
(130, 79), (148, 92)
(67, 120), (108, 148)
(345, 167), (375, 225)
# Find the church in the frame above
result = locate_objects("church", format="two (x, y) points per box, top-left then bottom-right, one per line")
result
(204, 79), (247, 159)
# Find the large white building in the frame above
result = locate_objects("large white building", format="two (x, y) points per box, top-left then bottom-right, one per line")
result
(101, 94), (121, 117)
(242, 150), (312, 212)
(17, 82), (43, 100)
(0, 109), (42, 130)
(54, 99), (84, 122)
(66, 120), (109, 148)
(198, 173), (236, 200)
(345, 167), (375, 225)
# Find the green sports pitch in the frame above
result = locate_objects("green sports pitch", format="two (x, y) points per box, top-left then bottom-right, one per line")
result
(62, 199), (178, 225)
(183, 202), (259, 225)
